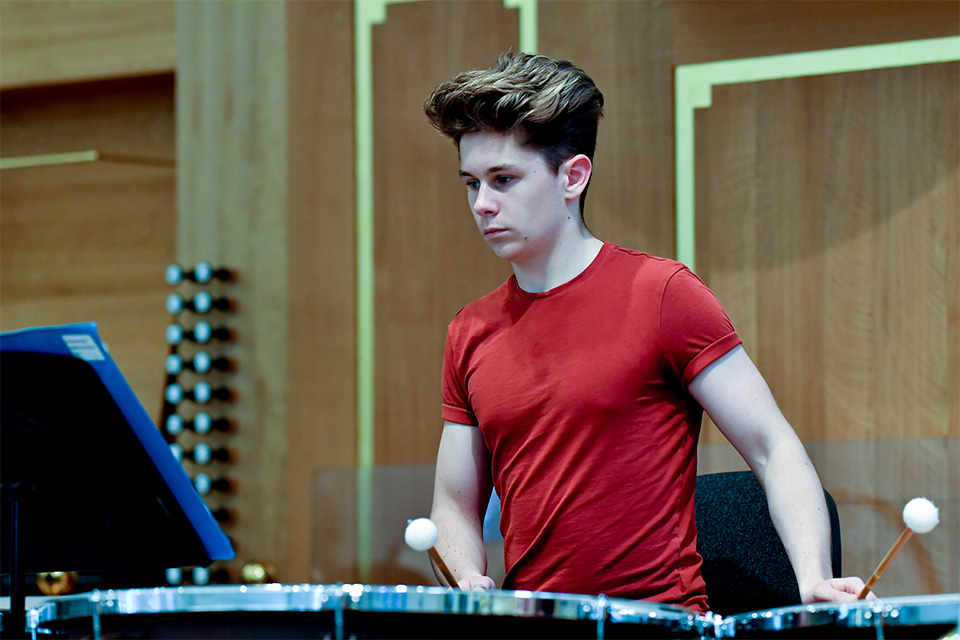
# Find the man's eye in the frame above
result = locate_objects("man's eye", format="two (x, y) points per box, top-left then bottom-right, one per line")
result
(466, 180), (480, 190)
(496, 176), (514, 185)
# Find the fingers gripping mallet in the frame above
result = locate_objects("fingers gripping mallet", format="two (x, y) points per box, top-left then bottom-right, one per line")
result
(405, 517), (460, 589)
(858, 497), (939, 599)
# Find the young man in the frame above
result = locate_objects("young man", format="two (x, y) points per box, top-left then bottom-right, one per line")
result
(423, 51), (866, 613)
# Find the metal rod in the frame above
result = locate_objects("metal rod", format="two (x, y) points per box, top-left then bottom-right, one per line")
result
(2, 484), (24, 640)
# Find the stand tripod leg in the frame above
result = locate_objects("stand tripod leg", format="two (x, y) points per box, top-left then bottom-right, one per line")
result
(2, 484), (24, 640)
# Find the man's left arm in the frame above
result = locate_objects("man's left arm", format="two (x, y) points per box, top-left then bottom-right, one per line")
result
(688, 345), (868, 603)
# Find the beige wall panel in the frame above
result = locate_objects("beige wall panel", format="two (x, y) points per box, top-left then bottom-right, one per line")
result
(950, 160), (960, 450)
(372, 0), (516, 467)
(0, 0), (176, 89)
(176, 0), (290, 581)
(693, 65), (958, 594)
(670, 1), (959, 65)
(0, 77), (175, 423)
(286, 0), (356, 584)
(539, 1), (676, 259)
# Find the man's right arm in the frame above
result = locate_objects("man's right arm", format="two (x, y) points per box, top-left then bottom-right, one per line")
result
(430, 421), (496, 589)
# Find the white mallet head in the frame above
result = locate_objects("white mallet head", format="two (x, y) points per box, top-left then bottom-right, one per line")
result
(902, 497), (939, 534)
(405, 517), (439, 552)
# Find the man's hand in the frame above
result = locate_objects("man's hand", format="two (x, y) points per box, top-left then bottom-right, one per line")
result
(802, 577), (875, 603)
(457, 574), (497, 591)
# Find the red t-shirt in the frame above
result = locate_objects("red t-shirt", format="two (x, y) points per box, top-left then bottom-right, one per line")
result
(441, 242), (741, 613)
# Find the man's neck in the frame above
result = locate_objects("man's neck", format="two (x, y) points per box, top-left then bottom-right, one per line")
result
(512, 231), (604, 293)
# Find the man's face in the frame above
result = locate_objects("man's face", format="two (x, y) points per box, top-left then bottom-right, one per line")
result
(458, 130), (569, 265)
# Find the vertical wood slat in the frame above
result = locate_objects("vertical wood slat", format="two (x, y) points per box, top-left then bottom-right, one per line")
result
(286, 0), (358, 584)
(176, 0), (289, 579)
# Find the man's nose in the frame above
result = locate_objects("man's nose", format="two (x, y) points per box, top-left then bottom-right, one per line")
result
(473, 183), (498, 216)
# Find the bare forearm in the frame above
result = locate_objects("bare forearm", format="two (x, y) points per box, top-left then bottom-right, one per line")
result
(429, 423), (495, 589)
(757, 438), (834, 599)
(429, 504), (488, 586)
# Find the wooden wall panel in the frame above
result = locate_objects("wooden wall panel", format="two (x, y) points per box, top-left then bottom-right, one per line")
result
(0, 0), (176, 89)
(670, 1), (960, 65)
(696, 65), (958, 443)
(372, 0), (517, 468)
(5, 0), (955, 595)
(693, 63), (959, 595)
(286, 0), (357, 584)
(176, 0), (290, 582)
(0, 76), (176, 424)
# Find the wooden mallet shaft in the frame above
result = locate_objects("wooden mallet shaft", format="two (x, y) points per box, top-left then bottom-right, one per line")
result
(858, 527), (913, 599)
(428, 547), (460, 589)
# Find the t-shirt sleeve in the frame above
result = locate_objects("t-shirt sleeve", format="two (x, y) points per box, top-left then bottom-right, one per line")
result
(441, 320), (479, 426)
(660, 267), (742, 388)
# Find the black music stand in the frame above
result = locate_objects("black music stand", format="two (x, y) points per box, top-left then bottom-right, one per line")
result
(0, 323), (235, 639)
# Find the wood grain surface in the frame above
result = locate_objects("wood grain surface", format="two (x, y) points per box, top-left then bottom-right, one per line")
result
(1, 0), (175, 89)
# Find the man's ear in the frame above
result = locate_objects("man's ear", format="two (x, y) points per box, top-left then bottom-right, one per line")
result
(561, 154), (593, 201)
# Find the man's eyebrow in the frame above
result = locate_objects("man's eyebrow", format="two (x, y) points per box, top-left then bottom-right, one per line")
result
(459, 165), (518, 177)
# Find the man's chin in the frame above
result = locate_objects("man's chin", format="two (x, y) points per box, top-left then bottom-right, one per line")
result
(487, 243), (520, 262)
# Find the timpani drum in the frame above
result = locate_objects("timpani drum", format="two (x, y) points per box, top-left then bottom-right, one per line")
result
(726, 593), (960, 639)
(341, 585), (708, 638)
(28, 584), (710, 639)
(28, 584), (341, 639)
(602, 594), (710, 638)
(341, 584), (600, 638)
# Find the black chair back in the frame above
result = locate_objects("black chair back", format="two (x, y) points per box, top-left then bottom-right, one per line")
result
(695, 471), (842, 616)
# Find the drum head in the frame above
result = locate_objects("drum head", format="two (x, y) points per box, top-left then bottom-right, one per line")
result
(730, 593), (960, 639)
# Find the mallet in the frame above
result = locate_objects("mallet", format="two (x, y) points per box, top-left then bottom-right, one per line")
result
(405, 517), (460, 589)
(858, 497), (939, 599)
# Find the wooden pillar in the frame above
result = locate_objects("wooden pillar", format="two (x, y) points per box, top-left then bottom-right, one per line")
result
(285, 0), (357, 583)
(176, 0), (356, 584)
(176, 0), (290, 580)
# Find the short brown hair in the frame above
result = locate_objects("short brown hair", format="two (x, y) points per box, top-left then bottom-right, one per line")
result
(425, 51), (604, 213)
